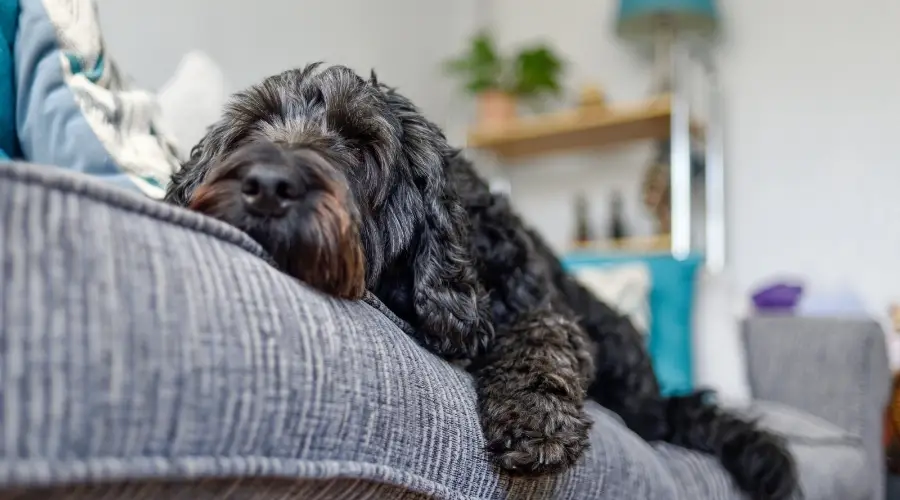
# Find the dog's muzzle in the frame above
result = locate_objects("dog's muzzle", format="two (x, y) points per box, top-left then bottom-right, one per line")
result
(187, 141), (367, 300)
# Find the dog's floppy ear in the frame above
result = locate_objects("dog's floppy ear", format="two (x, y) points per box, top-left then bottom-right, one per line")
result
(164, 143), (208, 206)
(164, 120), (234, 206)
(382, 90), (494, 359)
(411, 176), (494, 359)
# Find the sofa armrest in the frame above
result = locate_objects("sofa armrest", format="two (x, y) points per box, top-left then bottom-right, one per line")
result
(744, 316), (891, 500)
(743, 316), (890, 436)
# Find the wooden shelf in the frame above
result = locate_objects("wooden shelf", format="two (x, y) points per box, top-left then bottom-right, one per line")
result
(467, 95), (682, 160)
(569, 234), (671, 254)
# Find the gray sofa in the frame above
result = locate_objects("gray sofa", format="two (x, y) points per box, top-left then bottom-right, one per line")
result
(0, 161), (890, 499)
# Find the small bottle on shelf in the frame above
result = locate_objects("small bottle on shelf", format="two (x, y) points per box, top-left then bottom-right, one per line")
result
(573, 193), (593, 247)
(607, 190), (629, 242)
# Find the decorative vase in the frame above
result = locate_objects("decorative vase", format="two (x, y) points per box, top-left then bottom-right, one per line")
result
(578, 84), (607, 112)
(641, 150), (671, 235)
(476, 90), (517, 128)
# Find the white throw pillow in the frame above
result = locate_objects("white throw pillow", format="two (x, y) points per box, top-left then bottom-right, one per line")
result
(692, 270), (752, 406)
(157, 51), (229, 160)
(573, 263), (651, 336)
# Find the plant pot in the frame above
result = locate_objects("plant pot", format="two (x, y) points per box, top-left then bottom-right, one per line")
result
(477, 91), (517, 128)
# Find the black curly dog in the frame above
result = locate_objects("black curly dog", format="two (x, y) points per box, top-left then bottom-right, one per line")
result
(165, 64), (798, 499)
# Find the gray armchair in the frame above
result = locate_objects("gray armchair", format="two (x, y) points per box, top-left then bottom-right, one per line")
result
(744, 317), (891, 499)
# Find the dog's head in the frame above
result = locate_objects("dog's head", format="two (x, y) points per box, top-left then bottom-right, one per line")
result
(166, 63), (492, 357)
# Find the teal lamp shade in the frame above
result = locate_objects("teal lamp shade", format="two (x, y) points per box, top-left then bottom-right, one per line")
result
(617, 0), (719, 40)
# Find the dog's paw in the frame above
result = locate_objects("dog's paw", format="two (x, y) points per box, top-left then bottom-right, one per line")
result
(481, 387), (592, 476)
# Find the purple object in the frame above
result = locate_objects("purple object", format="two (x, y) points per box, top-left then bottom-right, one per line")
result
(751, 283), (804, 312)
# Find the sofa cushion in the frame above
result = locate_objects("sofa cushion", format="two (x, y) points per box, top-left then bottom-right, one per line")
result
(1, 478), (441, 499)
(0, 161), (686, 499)
(0, 162), (874, 500)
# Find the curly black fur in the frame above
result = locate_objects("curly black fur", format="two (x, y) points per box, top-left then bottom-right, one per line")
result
(165, 63), (799, 499)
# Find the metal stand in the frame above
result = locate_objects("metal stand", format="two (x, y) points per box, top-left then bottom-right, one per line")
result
(669, 39), (692, 261)
(703, 56), (726, 273)
(666, 37), (726, 272)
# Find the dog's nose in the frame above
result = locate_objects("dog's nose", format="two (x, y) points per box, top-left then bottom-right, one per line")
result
(241, 164), (302, 217)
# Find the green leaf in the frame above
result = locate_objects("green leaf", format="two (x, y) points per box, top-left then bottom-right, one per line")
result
(443, 31), (508, 94)
(512, 45), (564, 98)
(442, 33), (565, 98)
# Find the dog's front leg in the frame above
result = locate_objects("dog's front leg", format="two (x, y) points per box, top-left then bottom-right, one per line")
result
(473, 308), (594, 475)
(449, 167), (595, 474)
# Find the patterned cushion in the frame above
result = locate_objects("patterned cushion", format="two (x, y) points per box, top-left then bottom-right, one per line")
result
(14, 0), (179, 197)
(573, 262), (651, 335)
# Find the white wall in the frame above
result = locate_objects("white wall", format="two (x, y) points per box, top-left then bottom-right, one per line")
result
(487, 0), (900, 325)
(96, 0), (475, 134)
(721, 0), (900, 319)
(96, 0), (900, 326)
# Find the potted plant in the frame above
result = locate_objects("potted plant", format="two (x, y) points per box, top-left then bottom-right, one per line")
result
(510, 45), (564, 105)
(444, 31), (564, 128)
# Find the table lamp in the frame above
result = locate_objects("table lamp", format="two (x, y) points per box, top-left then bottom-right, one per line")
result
(615, 0), (724, 268)
(616, 0), (718, 41)
(616, 0), (719, 90)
